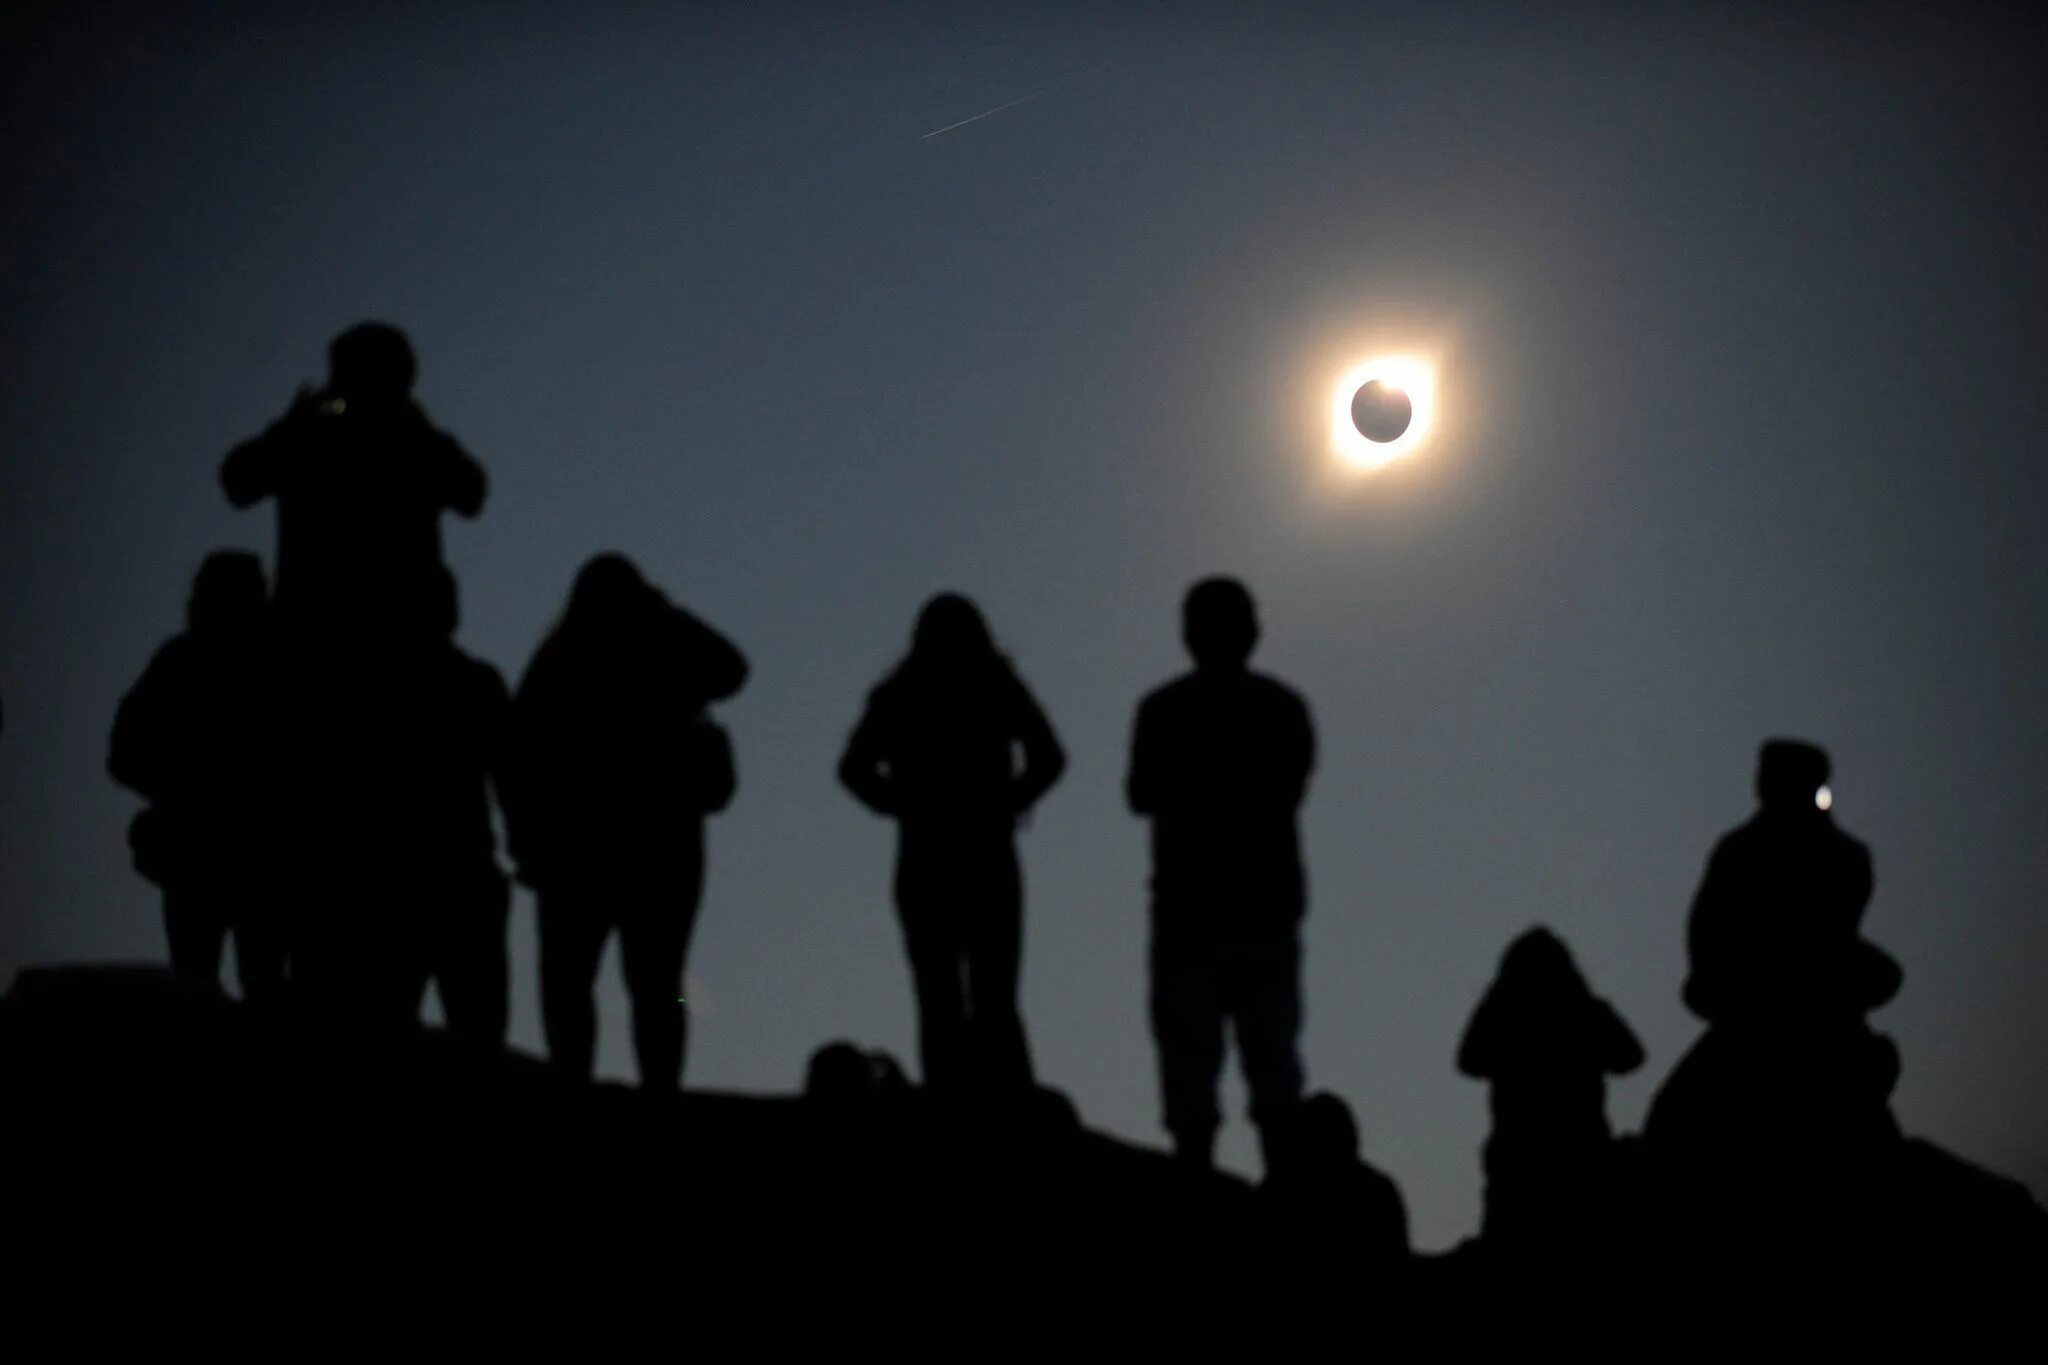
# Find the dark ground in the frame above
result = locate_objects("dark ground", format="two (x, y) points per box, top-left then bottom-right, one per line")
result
(4, 964), (2040, 1352)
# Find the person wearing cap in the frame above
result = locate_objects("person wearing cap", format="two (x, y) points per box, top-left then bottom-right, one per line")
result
(1684, 739), (1898, 1025)
(1647, 739), (1905, 1167)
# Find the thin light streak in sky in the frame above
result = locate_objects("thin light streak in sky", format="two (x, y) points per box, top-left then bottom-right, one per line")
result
(920, 88), (1047, 139)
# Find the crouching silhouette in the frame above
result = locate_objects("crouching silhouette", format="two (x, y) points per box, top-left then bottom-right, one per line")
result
(1458, 927), (1643, 1253)
(501, 554), (745, 1090)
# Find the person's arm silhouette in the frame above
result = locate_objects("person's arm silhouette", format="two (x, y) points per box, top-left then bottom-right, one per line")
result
(838, 698), (898, 816)
(1008, 683), (1066, 817)
(664, 600), (749, 705)
(108, 642), (183, 801)
(1594, 997), (1646, 1075)
(1455, 985), (1506, 1080)
(1279, 691), (1315, 810)
(1682, 839), (1739, 1020)
(688, 718), (737, 814)
(221, 389), (320, 508)
(426, 426), (487, 519)
(497, 657), (564, 890)
(1125, 694), (1165, 816)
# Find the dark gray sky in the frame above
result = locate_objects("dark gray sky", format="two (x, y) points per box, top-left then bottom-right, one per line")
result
(3, 3), (2044, 1247)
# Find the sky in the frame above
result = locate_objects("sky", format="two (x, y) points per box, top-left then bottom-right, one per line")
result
(2, 2), (2044, 1248)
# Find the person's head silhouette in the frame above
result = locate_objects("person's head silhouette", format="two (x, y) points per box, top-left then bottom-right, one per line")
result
(910, 592), (998, 667)
(326, 322), (417, 409)
(566, 552), (651, 632)
(187, 551), (266, 635)
(1756, 738), (1830, 814)
(1182, 576), (1258, 670)
(805, 1041), (874, 1101)
(1495, 926), (1587, 1002)
(1299, 1091), (1362, 1170)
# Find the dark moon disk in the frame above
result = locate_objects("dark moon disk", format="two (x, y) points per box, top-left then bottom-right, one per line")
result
(1351, 380), (1413, 443)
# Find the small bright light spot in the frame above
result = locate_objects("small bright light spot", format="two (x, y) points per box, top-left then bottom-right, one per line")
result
(1815, 785), (1833, 811)
(1331, 356), (1436, 470)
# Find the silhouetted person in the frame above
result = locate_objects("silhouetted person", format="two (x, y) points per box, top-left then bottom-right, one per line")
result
(109, 551), (285, 997)
(500, 554), (745, 1089)
(403, 570), (512, 1045)
(1259, 1092), (1409, 1281)
(1649, 740), (1903, 1166)
(839, 594), (1064, 1099)
(805, 1041), (914, 1107)
(1684, 740), (1899, 1024)
(1458, 928), (1643, 1249)
(1127, 577), (1314, 1171)
(221, 322), (484, 640)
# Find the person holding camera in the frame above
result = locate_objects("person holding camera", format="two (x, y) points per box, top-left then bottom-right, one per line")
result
(221, 321), (484, 643)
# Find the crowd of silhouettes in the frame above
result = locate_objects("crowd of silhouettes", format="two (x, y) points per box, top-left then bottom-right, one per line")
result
(112, 325), (746, 1092)
(107, 323), (1975, 1271)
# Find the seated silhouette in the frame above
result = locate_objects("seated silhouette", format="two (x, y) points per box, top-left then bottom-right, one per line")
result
(1458, 927), (1642, 1251)
(838, 593), (1065, 1100)
(108, 551), (285, 998)
(1259, 1092), (1409, 1283)
(221, 322), (485, 641)
(500, 554), (746, 1090)
(1648, 740), (1903, 1172)
(1683, 740), (1900, 1024)
(1127, 577), (1315, 1172)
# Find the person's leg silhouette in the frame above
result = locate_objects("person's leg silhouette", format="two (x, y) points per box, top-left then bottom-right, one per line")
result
(539, 891), (609, 1079)
(1152, 931), (1226, 1165)
(965, 841), (1032, 1091)
(440, 872), (509, 1045)
(620, 890), (693, 1092)
(164, 889), (230, 984)
(1232, 931), (1306, 1175)
(899, 888), (969, 1094)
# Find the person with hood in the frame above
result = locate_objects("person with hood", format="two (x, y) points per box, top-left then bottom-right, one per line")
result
(501, 553), (745, 1090)
(1458, 927), (1643, 1248)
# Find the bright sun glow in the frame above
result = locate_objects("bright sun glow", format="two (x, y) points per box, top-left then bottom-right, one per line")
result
(1331, 356), (1437, 469)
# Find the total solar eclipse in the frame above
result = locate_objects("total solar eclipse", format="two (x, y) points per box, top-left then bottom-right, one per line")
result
(1350, 379), (1413, 443)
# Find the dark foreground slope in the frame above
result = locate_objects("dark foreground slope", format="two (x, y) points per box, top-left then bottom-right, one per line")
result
(3, 966), (2042, 1353)
(1, 966), (1277, 1353)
